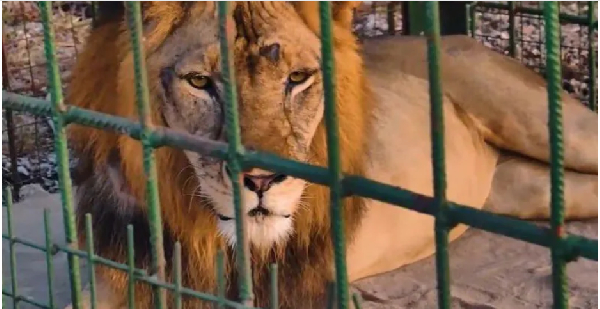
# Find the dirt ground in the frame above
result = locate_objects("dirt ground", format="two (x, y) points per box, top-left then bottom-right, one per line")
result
(2, 189), (598, 309)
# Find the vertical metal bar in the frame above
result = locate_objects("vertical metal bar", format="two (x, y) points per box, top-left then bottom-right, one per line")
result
(425, 2), (451, 309)
(325, 282), (336, 309)
(124, 3), (167, 308)
(5, 187), (19, 309)
(587, 1), (597, 111)
(269, 264), (278, 309)
(217, 2), (254, 306)
(215, 250), (225, 309)
(352, 293), (363, 309)
(386, 2), (396, 36)
(43, 209), (56, 309)
(85, 214), (97, 309)
(127, 225), (136, 309)
(469, 3), (475, 37)
(544, 3), (568, 309)
(508, 2), (517, 57)
(173, 242), (182, 309)
(38, 3), (83, 308)
(465, 3), (472, 37)
(3, 44), (21, 202)
(91, 1), (100, 27)
(406, 2), (426, 35)
(319, 2), (349, 308)
(4, 109), (20, 202)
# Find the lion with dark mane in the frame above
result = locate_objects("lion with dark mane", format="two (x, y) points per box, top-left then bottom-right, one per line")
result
(66, 2), (597, 308)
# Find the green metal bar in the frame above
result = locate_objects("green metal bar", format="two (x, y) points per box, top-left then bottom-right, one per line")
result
(217, 2), (254, 306)
(588, 1), (597, 111)
(508, 2), (517, 57)
(424, 3), (451, 309)
(85, 214), (97, 309)
(468, 3), (475, 37)
(38, 2), (83, 308)
(406, 2), (425, 35)
(465, 3), (473, 37)
(174, 242), (182, 309)
(124, 3), (167, 308)
(325, 282), (336, 309)
(2, 291), (50, 309)
(269, 264), (278, 309)
(43, 210), (56, 309)
(352, 293), (363, 309)
(127, 225), (136, 309)
(215, 250), (225, 309)
(319, 2), (349, 308)
(3, 90), (598, 263)
(544, 3), (568, 309)
(5, 187), (19, 309)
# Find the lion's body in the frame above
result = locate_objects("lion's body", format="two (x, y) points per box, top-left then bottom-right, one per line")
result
(348, 34), (598, 281)
(65, 2), (597, 309)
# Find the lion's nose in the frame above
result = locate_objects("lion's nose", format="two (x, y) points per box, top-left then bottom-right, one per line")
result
(223, 165), (288, 193)
(242, 172), (288, 193)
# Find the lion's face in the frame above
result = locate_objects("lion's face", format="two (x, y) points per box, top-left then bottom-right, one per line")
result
(148, 3), (324, 248)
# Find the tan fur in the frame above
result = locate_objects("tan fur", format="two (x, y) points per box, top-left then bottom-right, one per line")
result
(66, 2), (597, 309)
(67, 3), (232, 308)
(292, 2), (597, 285)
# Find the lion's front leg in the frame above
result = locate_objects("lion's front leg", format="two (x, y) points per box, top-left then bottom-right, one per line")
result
(484, 153), (598, 220)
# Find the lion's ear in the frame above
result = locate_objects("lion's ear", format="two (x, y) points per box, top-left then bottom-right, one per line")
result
(291, 1), (361, 34)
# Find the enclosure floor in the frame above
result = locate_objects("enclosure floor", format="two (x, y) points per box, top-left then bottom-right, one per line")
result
(3, 190), (598, 309)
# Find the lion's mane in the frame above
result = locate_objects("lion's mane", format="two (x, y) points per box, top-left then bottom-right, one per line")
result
(67, 2), (370, 308)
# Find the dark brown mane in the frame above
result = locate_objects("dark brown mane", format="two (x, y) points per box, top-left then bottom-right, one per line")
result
(67, 2), (372, 308)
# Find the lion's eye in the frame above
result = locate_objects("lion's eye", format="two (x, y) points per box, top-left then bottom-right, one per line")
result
(288, 71), (310, 84)
(185, 73), (211, 90)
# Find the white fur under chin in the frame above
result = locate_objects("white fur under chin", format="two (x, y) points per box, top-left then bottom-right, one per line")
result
(218, 216), (293, 248)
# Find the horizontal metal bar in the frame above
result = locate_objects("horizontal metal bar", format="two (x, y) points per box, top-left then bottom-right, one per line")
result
(473, 2), (591, 25)
(343, 176), (597, 261)
(2, 290), (50, 309)
(0, 234), (259, 308)
(2, 235), (146, 276)
(3, 90), (596, 262)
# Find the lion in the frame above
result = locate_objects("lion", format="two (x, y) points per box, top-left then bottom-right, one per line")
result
(65, 2), (598, 309)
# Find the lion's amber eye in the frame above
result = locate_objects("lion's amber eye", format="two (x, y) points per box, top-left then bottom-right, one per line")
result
(185, 73), (211, 90)
(288, 71), (310, 84)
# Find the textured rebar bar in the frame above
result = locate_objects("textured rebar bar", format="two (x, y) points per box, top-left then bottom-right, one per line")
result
(425, 3), (451, 309)
(5, 187), (19, 309)
(588, 1), (597, 111)
(216, 250), (225, 309)
(508, 2), (517, 57)
(85, 214), (97, 309)
(124, 3), (167, 308)
(127, 225), (135, 309)
(217, 2), (254, 306)
(319, 2), (349, 308)
(43, 209), (56, 309)
(544, 2), (568, 309)
(174, 242), (182, 309)
(38, 2), (83, 307)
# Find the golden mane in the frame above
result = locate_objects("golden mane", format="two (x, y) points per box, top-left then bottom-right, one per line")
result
(67, 1), (372, 308)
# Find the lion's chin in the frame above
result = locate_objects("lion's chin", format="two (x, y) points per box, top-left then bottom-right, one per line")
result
(217, 215), (294, 248)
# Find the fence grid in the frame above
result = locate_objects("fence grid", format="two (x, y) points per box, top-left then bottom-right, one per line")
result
(2, 2), (598, 309)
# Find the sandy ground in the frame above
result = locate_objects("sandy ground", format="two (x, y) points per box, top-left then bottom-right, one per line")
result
(2, 190), (598, 309)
